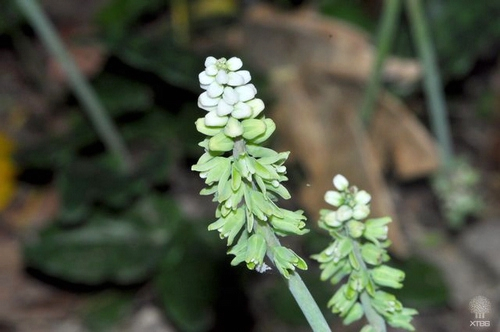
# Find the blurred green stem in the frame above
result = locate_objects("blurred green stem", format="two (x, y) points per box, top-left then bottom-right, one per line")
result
(361, 0), (403, 125)
(15, 0), (133, 173)
(405, 0), (454, 168)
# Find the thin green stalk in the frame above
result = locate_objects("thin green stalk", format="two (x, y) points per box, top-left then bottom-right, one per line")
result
(15, 0), (133, 173)
(352, 241), (387, 332)
(256, 221), (331, 332)
(234, 138), (331, 332)
(361, 0), (403, 124)
(405, 0), (454, 168)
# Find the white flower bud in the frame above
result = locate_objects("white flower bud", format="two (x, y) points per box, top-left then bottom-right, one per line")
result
(352, 204), (370, 220)
(325, 190), (343, 207)
(232, 102), (252, 119)
(205, 111), (229, 127)
(199, 71), (213, 86)
(207, 81), (224, 98)
(247, 98), (265, 117)
(205, 64), (218, 76)
(236, 84), (257, 102)
(198, 92), (219, 111)
(216, 99), (233, 116)
(355, 190), (371, 205)
(226, 57), (243, 71)
(337, 205), (353, 222)
(324, 211), (342, 227)
(227, 72), (245, 86)
(215, 70), (229, 84)
(333, 174), (349, 191)
(204, 56), (217, 67)
(223, 87), (239, 105)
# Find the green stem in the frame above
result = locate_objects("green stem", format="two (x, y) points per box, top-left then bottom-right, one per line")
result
(405, 0), (454, 168)
(352, 241), (387, 332)
(15, 0), (133, 173)
(361, 0), (403, 125)
(234, 138), (331, 332)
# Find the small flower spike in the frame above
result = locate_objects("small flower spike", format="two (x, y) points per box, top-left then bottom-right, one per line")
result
(312, 175), (417, 331)
(192, 56), (308, 278)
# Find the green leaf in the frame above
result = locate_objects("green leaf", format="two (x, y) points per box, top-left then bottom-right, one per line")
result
(23, 215), (170, 285)
(155, 226), (217, 332)
(82, 291), (135, 332)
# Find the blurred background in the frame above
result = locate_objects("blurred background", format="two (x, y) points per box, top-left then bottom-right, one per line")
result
(1, 0), (500, 331)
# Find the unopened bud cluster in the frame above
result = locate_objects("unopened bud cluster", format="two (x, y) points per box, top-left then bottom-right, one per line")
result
(312, 175), (417, 331)
(193, 56), (308, 278)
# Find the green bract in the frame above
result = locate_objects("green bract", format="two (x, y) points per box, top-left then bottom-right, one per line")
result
(312, 175), (417, 331)
(192, 56), (308, 278)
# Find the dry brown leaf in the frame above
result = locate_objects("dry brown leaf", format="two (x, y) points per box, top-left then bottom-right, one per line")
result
(270, 68), (408, 257)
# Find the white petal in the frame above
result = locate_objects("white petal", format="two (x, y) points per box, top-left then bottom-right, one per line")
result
(355, 190), (371, 205)
(215, 70), (229, 84)
(235, 84), (257, 102)
(227, 72), (245, 86)
(207, 81), (224, 98)
(205, 64), (218, 76)
(205, 111), (229, 126)
(236, 70), (251, 84)
(223, 87), (239, 105)
(324, 190), (342, 207)
(216, 99), (234, 116)
(227, 57), (243, 71)
(199, 71), (214, 86)
(205, 56), (217, 67)
(198, 91), (220, 107)
(333, 174), (349, 191)
(232, 102), (252, 119)
(247, 98), (265, 117)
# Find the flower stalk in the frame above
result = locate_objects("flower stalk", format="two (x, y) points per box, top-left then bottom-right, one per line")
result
(192, 56), (330, 331)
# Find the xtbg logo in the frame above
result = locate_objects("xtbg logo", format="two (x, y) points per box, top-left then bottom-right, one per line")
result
(469, 296), (491, 328)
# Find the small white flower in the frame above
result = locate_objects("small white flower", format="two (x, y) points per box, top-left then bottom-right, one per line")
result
(215, 70), (229, 84)
(235, 84), (257, 102)
(333, 174), (349, 191)
(223, 87), (239, 105)
(216, 99), (233, 116)
(232, 102), (252, 119)
(352, 204), (370, 220)
(204, 56), (217, 67)
(228, 70), (251, 86)
(325, 190), (343, 207)
(198, 92), (219, 111)
(336, 205), (353, 222)
(205, 111), (228, 127)
(324, 211), (341, 227)
(226, 57), (243, 71)
(355, 190), (371, 205)
(207, 82), (224, 98)
(199, 71), (213, 86)
(247, 98), (265, 117)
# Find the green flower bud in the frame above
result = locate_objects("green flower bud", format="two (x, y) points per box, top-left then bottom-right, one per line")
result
(252, 118), (276, 144)
(228, 231), (248, 266)
(371, 265), (405, 289)
(327, 284), (358, 315)
(361, 242), (388, 266)
(245, 234), (267, 270)
(348, 270), (369, 292)
(346, 220), (364, 238)
(208, 207), (245, 245)
(196, 117), (223, 136)
(269, 209), (309, 236)
(272, 246), (307, 279)
(354, 190), (371, 205)
(324, 211), (341, 227)
(364, 217), (391, 244)
(360, 325), (377, 332)
(224, 117), (244, 137)
(208, 132), (234, 152)
(342, 302), (363, 325)
(241, 118), (267, 140)
(387, 309), (418, 331)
